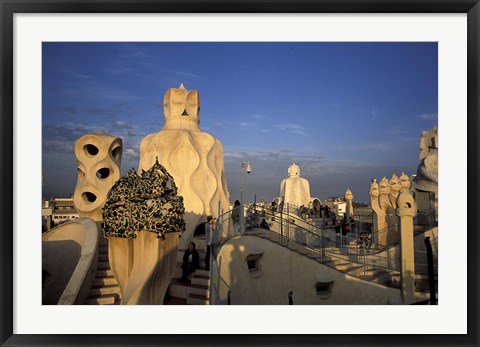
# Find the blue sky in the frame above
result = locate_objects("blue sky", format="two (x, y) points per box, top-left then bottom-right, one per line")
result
(42, 42), (437, 203)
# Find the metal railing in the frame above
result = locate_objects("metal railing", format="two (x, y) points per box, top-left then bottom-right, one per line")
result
(207, 201), (437, 303)
(208, 205), (233, 305)
(246, 204), (401, 276)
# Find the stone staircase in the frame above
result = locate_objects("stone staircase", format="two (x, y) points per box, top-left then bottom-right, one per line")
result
(250, 227), (436, 293)
(164, 236), (211, 305)
(85, 238), (121, 305)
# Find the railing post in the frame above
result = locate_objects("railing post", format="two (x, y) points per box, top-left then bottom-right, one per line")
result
(287, 203), (290, 242)
(424, 237), (437, 305)
(218, 201), (221, 238)
(280, 208), (284, 245)
(288, 291), (293, 305)
(240, 203), (245, 235)
(321, 222), (326, 261)
(209, 247), (214, 305)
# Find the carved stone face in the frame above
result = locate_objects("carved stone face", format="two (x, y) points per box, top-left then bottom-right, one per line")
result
(399, 172), (410, 189)
(345, 189), (353, 201)
(397, 190), (415, 210)
(163, 84), (200, 126)
(369, 180), (380, 198)
(419, 127), (438, 160)
(379, 177), (391, 195)
(288, 163), (300, 177)
(389, 174), (401, 192)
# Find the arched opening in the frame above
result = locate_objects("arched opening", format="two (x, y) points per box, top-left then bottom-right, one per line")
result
(193, 222), (207, 237)
(82, 192), (97, 203)
(96, 168), (110, 179)
(84, 144), (99, 156)
(111, 146), (122, 161)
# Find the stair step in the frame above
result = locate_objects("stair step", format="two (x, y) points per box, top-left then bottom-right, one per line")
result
(96, 269), (114, 277)
(177, 250), (206, 262)
(174, 263), (210, 278)
(98, 254), (109, 262)
(97, 261), (111, 270)
(98, 245), (108, 254)
(89, 285), (121, 297)
(343, 265), (365, 274)
(191, 237), (206, 249)
(85, 295), (116, 305)
(191, 274), (210, 286)
(164, 295), (188, 305)
(187, 293), (209, 305)
(93, 277), (118, 287)
(169, 278), (209, 299)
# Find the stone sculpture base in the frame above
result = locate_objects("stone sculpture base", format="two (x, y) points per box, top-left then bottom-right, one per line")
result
(109, 232), (178, 305)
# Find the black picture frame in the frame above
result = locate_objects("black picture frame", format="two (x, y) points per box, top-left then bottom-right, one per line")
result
(1, 1), (479, 346)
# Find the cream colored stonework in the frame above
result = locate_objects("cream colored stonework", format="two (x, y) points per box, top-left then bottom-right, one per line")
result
(369, 179), (387, 246)
(396, 190), (417, 304)
(214, 236), (405, 305)
(412, 127), (438, 212)
(370, 175), (403, 246)
(73, 131), (122, 221)
(399, 172), (411, 192)
(138, 84), (231, 246)
(109, 232), (178, 305)
(344, 189), (354, 218)
(279, 163), (311, 209)
(388, 174), (401, 208)
(42, 218), (100, 305)
(379, 177), (392, 211)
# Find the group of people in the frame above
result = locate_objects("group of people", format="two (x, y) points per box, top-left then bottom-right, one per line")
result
(232, 200), (272, 234)
(179, 214), (217, 282)
(270, 200), (285, 214)
(356, 231), (372, 249)
(179, 201), (365, 282)
(297, 203), (333, 220)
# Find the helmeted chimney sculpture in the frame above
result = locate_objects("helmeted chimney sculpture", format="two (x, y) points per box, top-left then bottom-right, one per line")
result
(138, 84), (232, 246)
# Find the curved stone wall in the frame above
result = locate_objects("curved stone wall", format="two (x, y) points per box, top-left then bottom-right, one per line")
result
(42, 218), (100, 305)
(214, 236), (410, 305)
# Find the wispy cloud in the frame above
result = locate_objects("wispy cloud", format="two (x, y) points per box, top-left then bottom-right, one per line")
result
(45, 106), (77, 115)
(222, 147), (390, 202)
(168, 69), (200, 78)
(87, 84), (140, 102)
(61, 69), (92, 80)
(251, 114), (269, 120)
(328, 142), (391, 153)
(114, 120), (134, 130)
(273, 123), (309, 137)
(417, 112), (438, 120)
(239, 121), (256, 128)
(123, 147), (139, 160)
(389, 127), (407, 135)
(397, 136), (418, 142)
(87, 107), (118, 117)
(118, 51), (154, 59)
